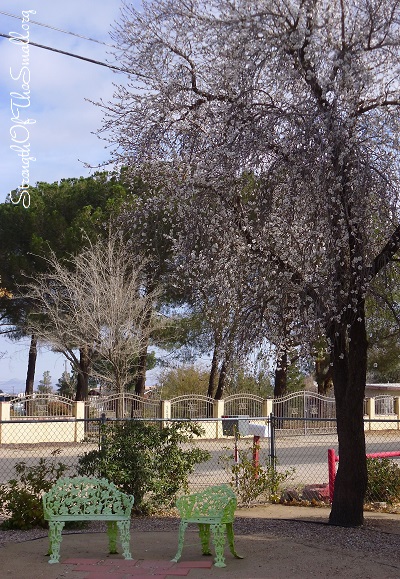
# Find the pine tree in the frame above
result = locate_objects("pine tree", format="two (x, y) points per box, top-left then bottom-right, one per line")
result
(56, 370), (76, 398)
(37, 370), (52, 394)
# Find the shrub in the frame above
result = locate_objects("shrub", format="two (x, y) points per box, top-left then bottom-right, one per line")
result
(220, 443), (295, 506)
(0, 451), (69, 529)
(77, 420), (210, 514)
(365, 457), (400, 504)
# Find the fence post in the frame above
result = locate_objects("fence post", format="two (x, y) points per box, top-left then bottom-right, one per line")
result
(269, 413), (276, 468)
(0, 402), (11, 444)
(161, 400), (171, 429)
(161, 399), (171, 420)
(213, 399), (224, 439)
(252, 435), (260, 478)
(365, 397), (375, 431)
(73, 401), (85, 442)
(100, 412), (107, 451)
(328, 448), (337, 503)
(263, 398), (273, 418)
(0, 401), (10, 421)
(395, 397), (400, 427)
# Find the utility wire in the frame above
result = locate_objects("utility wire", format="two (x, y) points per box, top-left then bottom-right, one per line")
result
(0, 32), (126, 73)
(0, 10), (114, 46)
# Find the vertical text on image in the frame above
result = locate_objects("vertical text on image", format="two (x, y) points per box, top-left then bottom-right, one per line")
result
(8, 9), (37, 209)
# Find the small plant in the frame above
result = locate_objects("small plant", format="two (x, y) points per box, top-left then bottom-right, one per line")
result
(77, 420), (210, 514)
(0, 450), (69, 529)
(365, 457), (400, 504)
(220, 443), (295, 506)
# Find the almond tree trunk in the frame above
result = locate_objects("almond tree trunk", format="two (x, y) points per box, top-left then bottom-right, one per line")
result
(329, 300), (368, 527)
(315, 356), (333, 395)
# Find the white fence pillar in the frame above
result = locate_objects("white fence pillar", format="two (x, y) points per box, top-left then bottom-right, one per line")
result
(213, 399), (224, 439)
(263, 398), (273, 418)
(0, 401), (10, 421)
(73, 401), (85, 442)
(365, 397), (375, 431)
(161, 400), (171, 421)
(0, 402), (11, 444)
(395, 397), (400, 428)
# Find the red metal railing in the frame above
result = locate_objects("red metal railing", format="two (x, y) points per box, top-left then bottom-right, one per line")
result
(328, 448), (400, 502)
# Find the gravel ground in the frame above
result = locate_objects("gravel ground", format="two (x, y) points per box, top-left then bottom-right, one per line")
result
(1, 513), (399, 567)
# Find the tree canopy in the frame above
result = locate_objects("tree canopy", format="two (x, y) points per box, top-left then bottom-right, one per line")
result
(0, 172), (136, 396)
(98, 0), (400, 526)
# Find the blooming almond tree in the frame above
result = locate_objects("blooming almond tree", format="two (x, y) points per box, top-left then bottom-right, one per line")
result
(99, 1), (400, 526)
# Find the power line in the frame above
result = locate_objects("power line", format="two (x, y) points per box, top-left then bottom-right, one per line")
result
(0, 32), (126, 73)
(0, 10), (114, 47)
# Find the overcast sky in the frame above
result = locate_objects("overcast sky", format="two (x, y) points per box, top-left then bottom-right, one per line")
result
(0, 0), (140, 391)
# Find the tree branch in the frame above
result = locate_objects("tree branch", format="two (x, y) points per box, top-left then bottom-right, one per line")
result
(369, 223), (400, 280)
(357, 98), (400, 115)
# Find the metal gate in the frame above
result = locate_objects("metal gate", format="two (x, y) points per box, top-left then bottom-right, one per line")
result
(273, 391), (336, 433)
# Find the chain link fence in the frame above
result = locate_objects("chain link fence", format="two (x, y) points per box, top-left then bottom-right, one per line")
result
(0, 416), (399, 508)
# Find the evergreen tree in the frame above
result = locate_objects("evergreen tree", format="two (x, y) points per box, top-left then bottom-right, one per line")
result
(37, 371), (52, 394)
(56, 370), (76, 398)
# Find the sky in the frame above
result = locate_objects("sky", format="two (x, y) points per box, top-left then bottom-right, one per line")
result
(0, 0), (141, 392)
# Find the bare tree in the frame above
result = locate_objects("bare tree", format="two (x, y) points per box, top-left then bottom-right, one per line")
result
(99, 1), (400, 525)
(23, 232), (161, 412)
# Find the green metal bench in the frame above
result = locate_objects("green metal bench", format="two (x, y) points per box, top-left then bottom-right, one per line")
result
(171, 484), (243, 568)
(42, 476), (134, 564)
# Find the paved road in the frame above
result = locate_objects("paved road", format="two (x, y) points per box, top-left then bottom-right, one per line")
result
(0, 432), (399, 488)
(188, 433), (400, 488)
(0, 443), (97, 484)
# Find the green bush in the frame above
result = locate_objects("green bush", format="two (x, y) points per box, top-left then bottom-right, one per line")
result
(220, 444), (295, 506)
(77, 420), (210, 514)
(0, 451), (68, 529)
(365, 457), (400, 504)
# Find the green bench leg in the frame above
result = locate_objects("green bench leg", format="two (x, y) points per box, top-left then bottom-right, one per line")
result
(107, 521), (118, 554)
(210, 523), (227, 567)
(47, 521), (65, 564)
(171, 520), (188, 563)
(198, 523), (212, 555)
(172, 522), (242, 567)
(226, 522), (243, 560)
(117, 520), (133, 560)
(106, 520), (132, 560)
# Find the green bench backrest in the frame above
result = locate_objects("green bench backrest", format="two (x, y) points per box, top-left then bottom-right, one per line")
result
(176, 484), (237, 521)
(43, 476), (134, 518)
